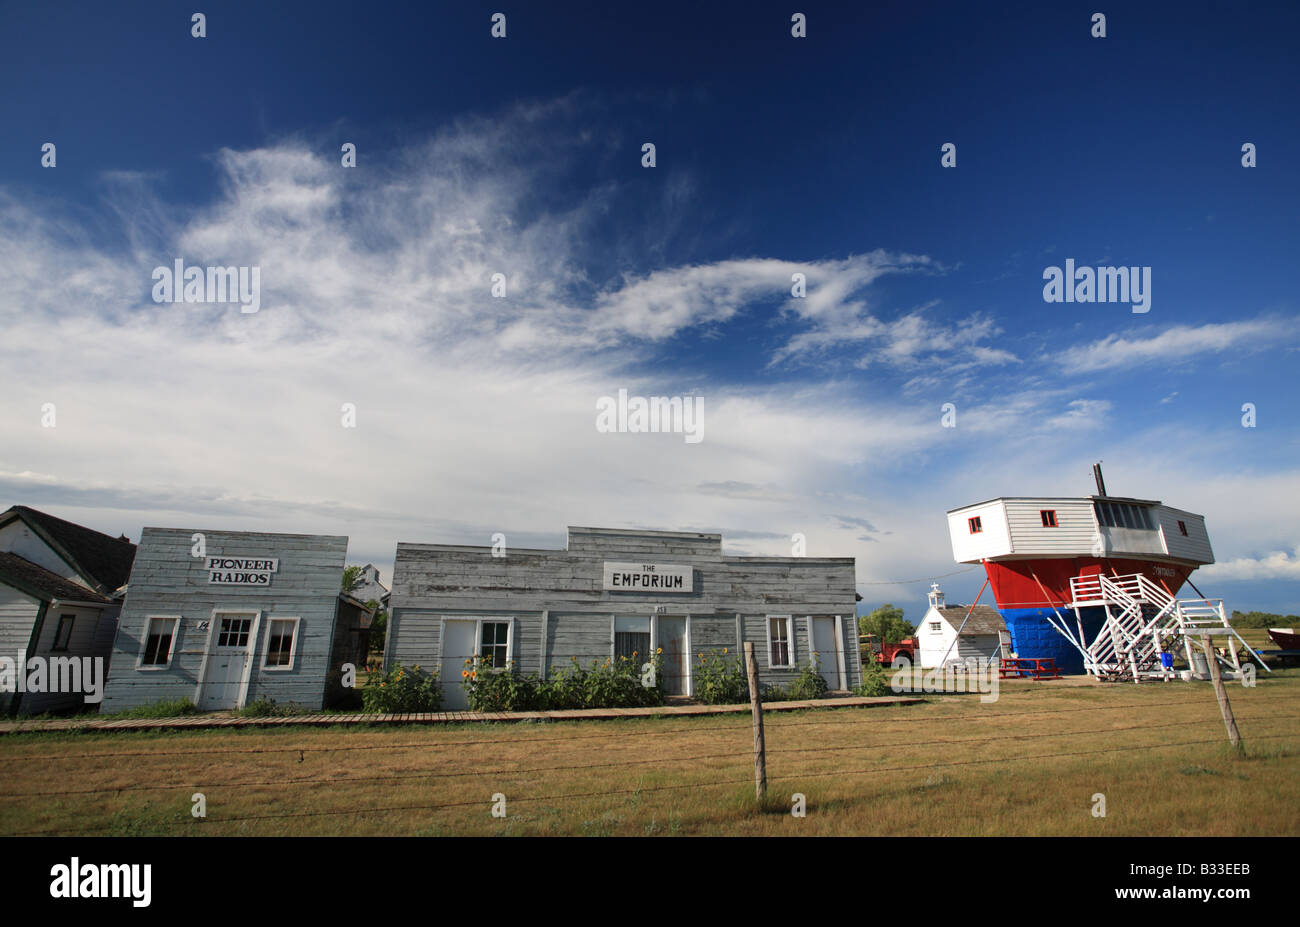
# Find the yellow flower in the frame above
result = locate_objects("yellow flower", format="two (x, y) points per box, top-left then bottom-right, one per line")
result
(632, 650), (638, 658)
(656, 647), (662, 654)
(462, 670), (469, 678)
(470, 671), (477, 680)
(722, 648), (728, 655)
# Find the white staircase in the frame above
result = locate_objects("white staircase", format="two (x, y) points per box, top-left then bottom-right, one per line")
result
(1067, 573), (1257, 683)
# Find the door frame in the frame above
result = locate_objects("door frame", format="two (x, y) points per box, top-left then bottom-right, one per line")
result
(650, 613), (691, 696)
(193, 608), (261, 710)
(807, 615), (846, 690)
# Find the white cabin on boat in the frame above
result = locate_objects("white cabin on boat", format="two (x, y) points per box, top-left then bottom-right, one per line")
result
(946, 496), (1214, 566)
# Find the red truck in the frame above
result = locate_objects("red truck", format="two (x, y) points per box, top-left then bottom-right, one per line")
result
(860, 634), (918, 666)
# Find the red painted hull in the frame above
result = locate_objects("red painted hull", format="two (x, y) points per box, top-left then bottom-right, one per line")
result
(982, 557), (1195, 610)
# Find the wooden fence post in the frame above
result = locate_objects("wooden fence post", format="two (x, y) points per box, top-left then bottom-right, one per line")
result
(743, 641), (767, 801)
(1201, 633), (1242, 750)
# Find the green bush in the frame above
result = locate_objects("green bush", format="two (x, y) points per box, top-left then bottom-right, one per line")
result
(787, 658), (830, 700)
(236, 696), (307, 718)
(106, 697), (199, 719)
(361, 663), (442, 713)
(853, 657), (890, 697)
(464, 660), (541, 711)
(693, 649), (749, 705)
(463, 653), (666, 711)
(760, 683), (790, 701)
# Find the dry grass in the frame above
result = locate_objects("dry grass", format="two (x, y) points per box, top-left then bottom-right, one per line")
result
(2, 667), (1297, 836)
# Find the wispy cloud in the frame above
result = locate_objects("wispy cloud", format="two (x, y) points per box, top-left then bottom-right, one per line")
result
(1058, 318), (1293, 374)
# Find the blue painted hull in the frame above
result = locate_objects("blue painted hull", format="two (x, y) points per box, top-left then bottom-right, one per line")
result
(1000, 606), (1107, 675)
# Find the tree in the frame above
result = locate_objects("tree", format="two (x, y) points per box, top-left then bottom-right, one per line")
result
(366, 599), (387, 654)
(341, 565), (364, 595)
(859, 604), (914, 643)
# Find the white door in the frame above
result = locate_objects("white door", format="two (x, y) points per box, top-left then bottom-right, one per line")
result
(441, 620), (477, 710)
(657, 616), (687, 696)
(200, 614), (254, 710)
(811, 617), (841, 689)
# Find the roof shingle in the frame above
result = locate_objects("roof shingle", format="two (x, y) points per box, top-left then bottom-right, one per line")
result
(2, 506), (136, 592)
(0, 551), (112, 604)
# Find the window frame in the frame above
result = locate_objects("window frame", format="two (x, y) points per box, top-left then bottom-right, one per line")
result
(1040, 509), (1058, 528)
(968, 516), (983, 534)
(766, 614), (795, 669)
(929, 621), (943, 633)
(51, 614), (75, 652)
(478, 619), (512, 669)
(444, 617), (515, 674)
(136, 615), (181, 669)
(261, 616), (302, 671)
(215, 613), (255, 649)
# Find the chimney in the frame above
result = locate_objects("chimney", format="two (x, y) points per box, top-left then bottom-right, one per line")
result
(1092, 462), (1108, 497)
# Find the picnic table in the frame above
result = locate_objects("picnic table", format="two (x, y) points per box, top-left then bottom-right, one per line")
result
(999, 657), (1062, 679)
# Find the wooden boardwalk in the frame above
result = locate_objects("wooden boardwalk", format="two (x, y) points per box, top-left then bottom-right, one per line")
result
(0, 694), (922, 735)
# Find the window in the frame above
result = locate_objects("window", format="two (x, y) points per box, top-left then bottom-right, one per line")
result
(614, 616), (651, 663)
(1040, 509), (1058, 527)
(480, 621), (510, 668)
(263, 618), (300, 669)
(1095, 502), (1154, 530)
(1178, 520), (1188, 537)
(140, 617), (179, 667)
(929, 621), (942, 632)
(968, 516), (983, 534)
(52, 614), (74, 651)
(216, 616), (252, 647)
(768, 616), (793, 668)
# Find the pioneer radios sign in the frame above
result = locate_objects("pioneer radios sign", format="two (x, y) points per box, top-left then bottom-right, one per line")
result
(602, 562), (693, 592)
(207, 557), (279, 586)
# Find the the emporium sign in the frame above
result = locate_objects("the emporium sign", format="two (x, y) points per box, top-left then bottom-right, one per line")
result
(602, 561), (693, 592)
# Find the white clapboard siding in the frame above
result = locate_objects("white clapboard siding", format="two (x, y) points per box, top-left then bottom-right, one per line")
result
(948, 500), (1011, 562)
(1155, 507), (1214, 564)
(102, 528), (350, 712)
(388, 528), (861, 693)
(1003, 498), (1098, 555)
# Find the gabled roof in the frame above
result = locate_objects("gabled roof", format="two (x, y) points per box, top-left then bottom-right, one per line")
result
(934, 605), (1006, 635)
(0, 551), (113, 605)
(0, 505), (136, 593)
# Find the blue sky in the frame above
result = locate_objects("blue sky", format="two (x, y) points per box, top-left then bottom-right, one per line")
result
(2, 0), (1298, 619)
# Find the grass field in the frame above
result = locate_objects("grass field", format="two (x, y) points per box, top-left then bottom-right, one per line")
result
(2, 663), (1296, 837)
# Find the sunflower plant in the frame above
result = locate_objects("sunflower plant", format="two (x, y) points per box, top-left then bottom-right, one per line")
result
(361, 663), (442, 713)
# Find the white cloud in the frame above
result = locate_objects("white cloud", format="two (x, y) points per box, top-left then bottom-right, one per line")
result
(1201, 546), (1300, 581)
(1059, 318), (1292, 374)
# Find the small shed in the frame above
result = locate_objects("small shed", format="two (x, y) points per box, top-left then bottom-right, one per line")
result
(916, 584), (1007, 668)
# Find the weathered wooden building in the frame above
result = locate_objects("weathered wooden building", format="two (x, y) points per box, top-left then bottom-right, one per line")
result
(0, 505), (136, 715)
(102, 528), (370, 712)
(386, 526), (861, 708)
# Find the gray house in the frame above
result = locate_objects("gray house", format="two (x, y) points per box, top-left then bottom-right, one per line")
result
(102, 528), (369, 712)
(387, 526), (861, 708)
(0, 505), (136, 715)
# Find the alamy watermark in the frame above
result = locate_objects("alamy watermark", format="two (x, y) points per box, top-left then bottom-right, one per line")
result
(1043, 259), (1150, 313)
(889, 655), (999, 703)
(152, 259), (261, 313)
(595, 388), (703, 444)
(0, 655), (105, 703)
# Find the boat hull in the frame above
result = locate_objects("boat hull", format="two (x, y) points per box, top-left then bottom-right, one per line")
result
(981, 556), (1198, 674)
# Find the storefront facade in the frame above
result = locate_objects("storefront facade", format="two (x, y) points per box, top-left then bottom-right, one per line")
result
(386, 526), (861, 708)
(102, 528), (365, 712)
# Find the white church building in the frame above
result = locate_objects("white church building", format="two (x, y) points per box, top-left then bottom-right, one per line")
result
(916, 583), (1007, 669)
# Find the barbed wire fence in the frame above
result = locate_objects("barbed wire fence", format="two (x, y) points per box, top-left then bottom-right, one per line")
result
(2, 652), (1295, 837)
